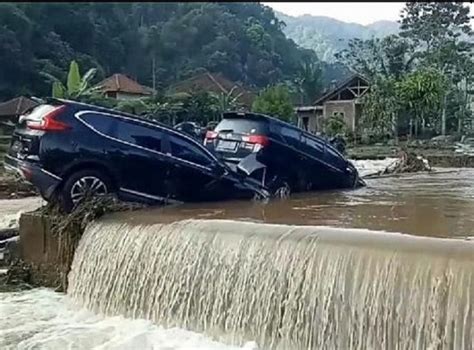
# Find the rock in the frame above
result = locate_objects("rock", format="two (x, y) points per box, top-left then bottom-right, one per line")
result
(6, 260), (31, 286)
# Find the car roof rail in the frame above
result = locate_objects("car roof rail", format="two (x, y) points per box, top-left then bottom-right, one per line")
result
(45, 98), (172, 128)
(222, 111), (270, 121)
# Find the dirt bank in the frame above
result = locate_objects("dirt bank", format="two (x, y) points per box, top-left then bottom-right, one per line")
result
(0, 169), (37, 199)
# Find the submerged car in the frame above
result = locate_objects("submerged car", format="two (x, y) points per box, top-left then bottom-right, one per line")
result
(4, 99), (269, 211)
(204, 112), (364, 194)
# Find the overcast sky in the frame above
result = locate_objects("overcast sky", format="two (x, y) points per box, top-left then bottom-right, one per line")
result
(262, 2), (474, 26)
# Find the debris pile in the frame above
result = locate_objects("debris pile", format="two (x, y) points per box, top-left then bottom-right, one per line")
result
(363, 150), (431, 179)
(40, 194), (146, 274)
(381, 150), (431, 175)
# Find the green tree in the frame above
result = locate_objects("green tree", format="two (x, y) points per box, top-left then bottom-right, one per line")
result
(252, 85), (295, 121)
(294, 60), (323, 105)
(324, 113), (347, 137)
(115, 98), (154, 115)
(396, 68), (445, 137)
(399, 1), (473, 135)
(41, 60), (98, 99)
(360, 77), (400, 142)
(0, 3), (323, 100)
(335, 35), (415, 80)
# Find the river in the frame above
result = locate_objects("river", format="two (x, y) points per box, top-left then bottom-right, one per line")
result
(1, 159), (473, 349)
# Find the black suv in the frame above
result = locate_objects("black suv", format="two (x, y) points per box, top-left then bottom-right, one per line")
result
(4, 99), (269, 211)
(204, 112), (363, 194)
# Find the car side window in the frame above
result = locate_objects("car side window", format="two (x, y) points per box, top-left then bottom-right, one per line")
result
(281, 126), (301, 146)
(303, 135), (324, 153)
(169, 135), (214, 167)
(115, 119), (163, 152)
(80, 113), (115, 135)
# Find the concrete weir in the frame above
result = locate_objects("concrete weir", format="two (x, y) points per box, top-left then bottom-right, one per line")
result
(17, 211), (474, 349)
(61, 218), (473, 349)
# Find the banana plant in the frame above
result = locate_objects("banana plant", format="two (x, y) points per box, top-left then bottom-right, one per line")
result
(210, 86), (243, 113)
(40, 60), (100, 99)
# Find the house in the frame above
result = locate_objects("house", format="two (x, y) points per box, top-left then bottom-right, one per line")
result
(296, 74), (370, 134)
(168, 72), (256, 108)
(0, 96), (39, 133)
(96, 74), (154, 100)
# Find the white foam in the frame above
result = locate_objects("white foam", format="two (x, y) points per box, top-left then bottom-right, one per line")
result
(349, 158), (397, 177)
(0, 289), (257, 350)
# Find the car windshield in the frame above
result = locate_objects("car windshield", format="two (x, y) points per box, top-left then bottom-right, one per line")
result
(215, 118), (268, 135)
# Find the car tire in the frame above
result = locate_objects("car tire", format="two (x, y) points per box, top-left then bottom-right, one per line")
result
(60, 169), (113, 212)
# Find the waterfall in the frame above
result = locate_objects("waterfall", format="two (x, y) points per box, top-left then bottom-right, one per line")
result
(68, 219), (474, 349)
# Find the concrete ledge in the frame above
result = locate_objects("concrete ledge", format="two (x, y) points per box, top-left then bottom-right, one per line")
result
(18, 212), (68, 290)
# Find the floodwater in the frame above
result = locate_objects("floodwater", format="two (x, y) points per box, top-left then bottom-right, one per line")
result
(1, 159), (473, 349)
(118, 165), (474, 239)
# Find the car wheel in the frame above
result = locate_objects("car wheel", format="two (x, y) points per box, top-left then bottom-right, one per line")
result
(61, 169), (113, 212)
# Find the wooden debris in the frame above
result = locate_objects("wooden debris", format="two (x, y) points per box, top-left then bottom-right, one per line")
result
(381, 150), (431, 175)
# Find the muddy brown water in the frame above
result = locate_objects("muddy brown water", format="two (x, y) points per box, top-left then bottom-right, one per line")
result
(108, 167), (474, 239)
(2, 163), (474, 349)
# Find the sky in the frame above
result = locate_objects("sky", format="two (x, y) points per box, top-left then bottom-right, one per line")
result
(262, 2), (474, 26)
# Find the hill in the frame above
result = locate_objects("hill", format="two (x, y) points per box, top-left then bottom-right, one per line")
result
(0, 3), (318, 100)
(276, 12), (399, 62)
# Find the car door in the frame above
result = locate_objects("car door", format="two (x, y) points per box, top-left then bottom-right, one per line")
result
(163, 132), (224, 201)
(110, 118), (171, 202)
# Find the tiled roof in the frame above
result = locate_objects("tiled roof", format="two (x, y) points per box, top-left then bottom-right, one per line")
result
(97, 73), (153, 95)
(0, 96), (39, 117)
(169, 72), (256, 107)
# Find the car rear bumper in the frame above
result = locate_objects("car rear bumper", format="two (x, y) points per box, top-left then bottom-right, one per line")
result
(4, 154), (61, 200)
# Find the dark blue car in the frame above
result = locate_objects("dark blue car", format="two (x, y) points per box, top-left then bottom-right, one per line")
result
(4, 99), (269, 211)
(204, 112), (364, 195)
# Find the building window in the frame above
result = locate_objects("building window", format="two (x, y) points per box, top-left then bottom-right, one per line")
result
(333, 111), (345, 119)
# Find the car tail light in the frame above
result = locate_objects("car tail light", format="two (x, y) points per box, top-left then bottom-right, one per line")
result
(205, 130), (218, 139)
(26, 105), (69, 131)
(242, 135), (270, 147)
